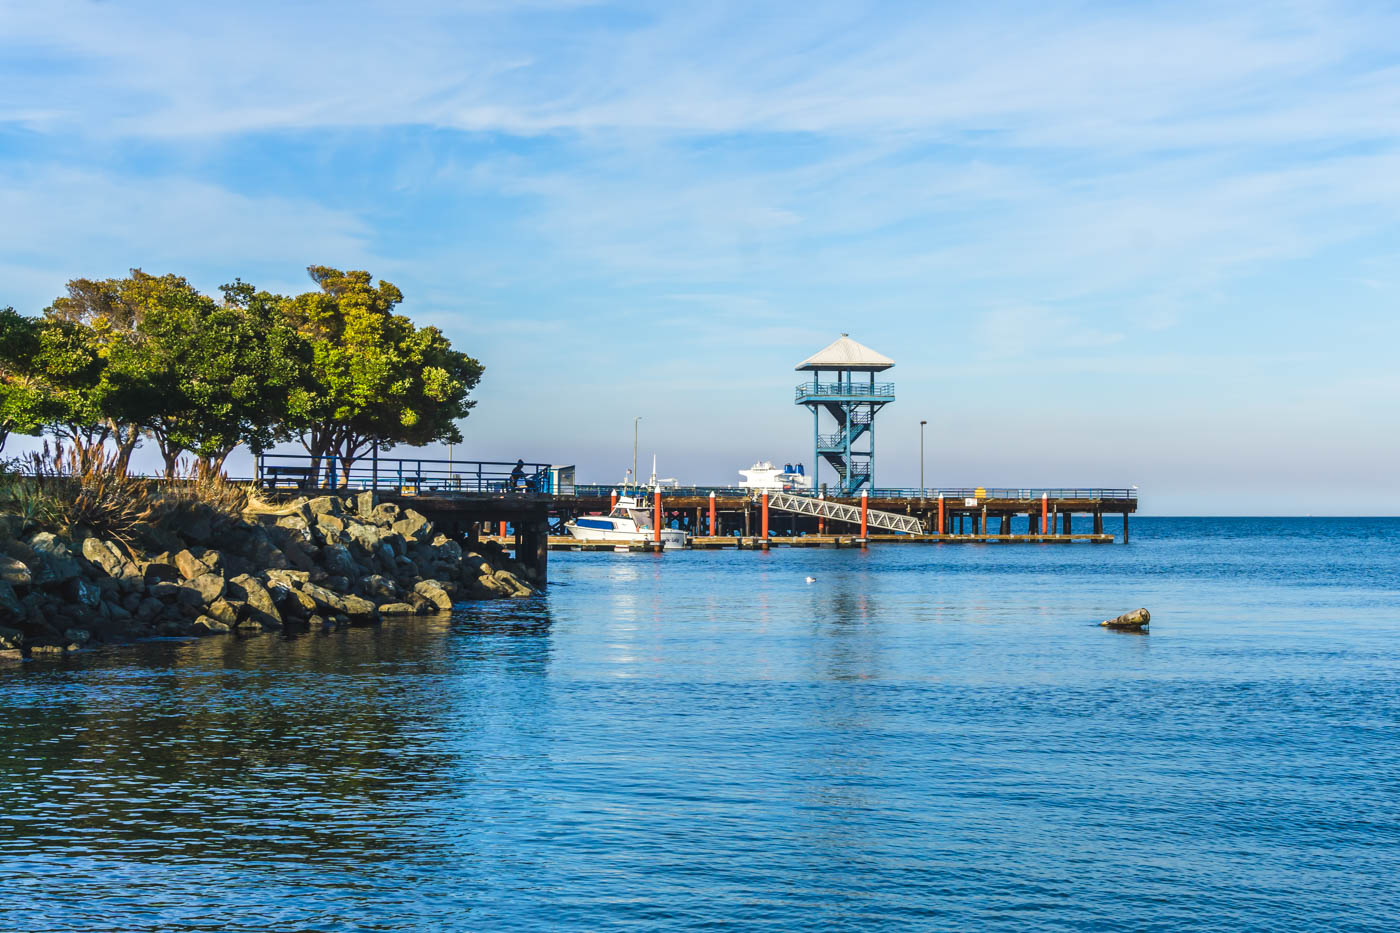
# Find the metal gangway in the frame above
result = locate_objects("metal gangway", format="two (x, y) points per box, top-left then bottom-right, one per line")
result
(768, 492), (923, 535)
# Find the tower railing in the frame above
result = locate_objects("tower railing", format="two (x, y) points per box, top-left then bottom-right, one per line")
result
(795, 382), (895, 402)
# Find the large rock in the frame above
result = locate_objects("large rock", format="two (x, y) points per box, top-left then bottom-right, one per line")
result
(493, 570), (534, 598)
(205, 599), (239, 626)
(67, 578), (102, 608)
(339, 594), (378, 620)
(1, 537), (37, 567)
(378, 602), (416, 615)
(192, 615), (230, 635)
(0, 583), (21, 617)
(316, 513), (346, 535)
(307, 496), (343, 517)
(321, 544), (360, 579)
(271, 583), (317, 617)
(173, 549), (206, 581)
(82, 538), (134, 579)
(279, 537), (317, 573)
(0, 555), (31, 586)
(183, 572), (226, 604)
(355, 490), (378, 516)
(361, 574), (400, 602)
(413, 579), (454, 611)
(264, 569), (311, 587)
(368, 503), (402, 527)
(392, 510), (433, 543)
(298, 582), (347, 614)
(244, 528), (290, 571)
(347, 522), (384, 553)
(228, 574), (280, 629)
(275, 514), (316, 544)
(198, 550), (225, 576)
(141, 561), (180, 586)
(26, 533), (81, 586)
(431, 536), (463, 563)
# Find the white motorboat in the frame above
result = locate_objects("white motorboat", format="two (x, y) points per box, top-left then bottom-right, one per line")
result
(565, 494), (689, 548)
(737, 460), (812, 492)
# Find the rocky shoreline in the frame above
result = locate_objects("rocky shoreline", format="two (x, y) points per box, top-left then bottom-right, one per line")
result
(0, 491), (536, 659)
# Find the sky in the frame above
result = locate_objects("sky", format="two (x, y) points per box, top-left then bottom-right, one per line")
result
(2, 0), (1397, 514)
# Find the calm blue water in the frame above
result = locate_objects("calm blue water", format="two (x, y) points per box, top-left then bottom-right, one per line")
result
(2, 517), (1398, 931)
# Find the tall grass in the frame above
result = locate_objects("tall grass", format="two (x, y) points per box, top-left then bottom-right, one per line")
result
(0, 445), (250, 551)
(3, 442), (156, 549)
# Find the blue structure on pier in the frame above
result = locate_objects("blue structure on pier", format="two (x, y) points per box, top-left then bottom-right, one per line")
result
(795, 334), (895, 495)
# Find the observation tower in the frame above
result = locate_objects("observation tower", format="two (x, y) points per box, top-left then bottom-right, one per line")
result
(795, 334), (895, 496)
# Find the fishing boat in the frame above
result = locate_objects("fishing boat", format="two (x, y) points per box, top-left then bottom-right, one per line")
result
(564, 494), (689, 548)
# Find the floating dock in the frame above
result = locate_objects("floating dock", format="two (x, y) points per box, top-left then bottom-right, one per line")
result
(502, 532), (1115, 552)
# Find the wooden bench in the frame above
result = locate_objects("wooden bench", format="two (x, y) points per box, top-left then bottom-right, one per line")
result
(262, 465), (316, 490)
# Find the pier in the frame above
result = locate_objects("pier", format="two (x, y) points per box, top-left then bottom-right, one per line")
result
(555, 486), (1136, 545)
(255, 454), (1138, 582)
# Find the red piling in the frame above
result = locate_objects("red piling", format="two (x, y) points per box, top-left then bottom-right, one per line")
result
(761, 492), (769, 539)
(860, 491), (868, 541)
(708, 491), (716, 536)
(654, 492), (662, 544)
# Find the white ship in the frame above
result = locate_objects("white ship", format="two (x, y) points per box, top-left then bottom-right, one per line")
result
(564, 495), (689, 548)
(737, 460), (811, 492)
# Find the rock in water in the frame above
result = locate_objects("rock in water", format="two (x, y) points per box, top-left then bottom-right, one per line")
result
(1100, 608), (1150, 629)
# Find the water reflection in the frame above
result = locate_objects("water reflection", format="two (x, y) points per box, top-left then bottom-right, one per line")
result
(0, 606), (557, 876)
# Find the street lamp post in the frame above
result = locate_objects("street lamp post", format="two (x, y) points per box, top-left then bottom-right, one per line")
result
(633, 416), (641, 495)
(920, 420), (927, 496)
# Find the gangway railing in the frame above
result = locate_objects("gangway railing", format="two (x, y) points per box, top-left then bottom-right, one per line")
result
(767, 491), (924, 535)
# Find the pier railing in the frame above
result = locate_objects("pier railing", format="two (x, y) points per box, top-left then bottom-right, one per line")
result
(257, 454), (563, 495)
(868, 488), (1138, 501)
(570, 485), (1137, 501)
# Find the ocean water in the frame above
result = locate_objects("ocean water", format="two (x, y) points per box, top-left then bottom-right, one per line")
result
(1, 517), (1398, 931)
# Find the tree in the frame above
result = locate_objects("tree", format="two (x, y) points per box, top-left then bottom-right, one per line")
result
(281, 266), (483, 479)
(42, 271), (203, 473)
(0, 308), (54, 452)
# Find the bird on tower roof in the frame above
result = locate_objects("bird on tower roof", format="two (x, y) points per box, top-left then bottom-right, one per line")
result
(795, 334), (895, 372)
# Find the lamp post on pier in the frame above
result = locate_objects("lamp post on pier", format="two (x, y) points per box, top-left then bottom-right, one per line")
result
(632, 416), (641, 495)
(919, 420), (927, 496)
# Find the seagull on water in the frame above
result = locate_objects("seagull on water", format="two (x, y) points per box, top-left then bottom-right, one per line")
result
(805, 576), (817, 584)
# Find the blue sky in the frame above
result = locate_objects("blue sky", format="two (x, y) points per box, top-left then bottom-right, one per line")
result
(2, 0), (1397, 513)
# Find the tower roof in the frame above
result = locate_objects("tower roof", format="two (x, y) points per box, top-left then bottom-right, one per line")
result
(795, 334), (894, 372)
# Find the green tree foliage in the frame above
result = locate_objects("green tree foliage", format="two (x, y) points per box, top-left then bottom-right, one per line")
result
(3, 265), (482, 480)
(0, 308), (55, 452)
(42, 271), (198, 472)
(281, 266), (483, 476)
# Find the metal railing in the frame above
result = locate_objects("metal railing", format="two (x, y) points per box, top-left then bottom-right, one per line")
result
(257, 454), (561, 495)
(795, 382), (896, 401)
(568, 484), (1136, 501)
(867, 488), (1139, 500)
